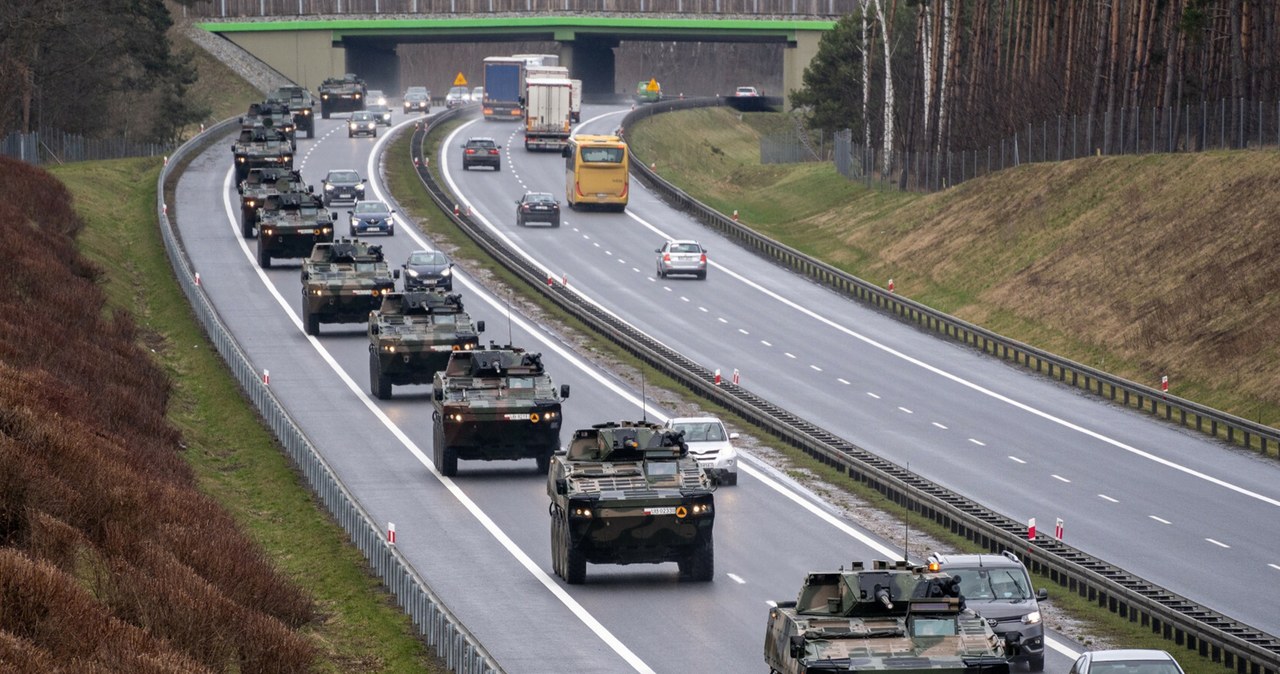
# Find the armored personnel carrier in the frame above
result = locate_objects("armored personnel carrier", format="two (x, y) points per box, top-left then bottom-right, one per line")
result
(300, 238), (398, 336)
(268, 85), (316, 138)
(546, 420), (715, 585)
(237, 167), (308, 238)
(318, 73), (367, 119)
(241, 101), (296, 149)
(230, 124), (293, 183)
(431, 346), (569, 477)
(764, 560), (1013, 674)
(255, 192), (334, 269)
(367, 291), (485, 399)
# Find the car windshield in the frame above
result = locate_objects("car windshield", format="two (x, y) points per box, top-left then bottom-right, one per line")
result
(524, 193), (554, 203)
(328, 171), (360, 183)
(354, 202), (387, 214)
(669, 243), (702, 254)
(952, 567), (1032, 600)
(352, 113), (373, 121)
(468, 139), (495, 148)
(1090, 662), (1182, 674)
(449, 87), (468, 97)
(672, 422), (724, 442)
(408, 251), (448, 265)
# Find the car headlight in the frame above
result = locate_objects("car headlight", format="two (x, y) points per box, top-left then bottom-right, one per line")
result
(405, 269), (419, 277)
(324, 184), (334, 191)
(440, 268), (451, 277)
(355, 183), (365, 191)
(1022, 611), (1042, 625)
(349, 122), (356, 128)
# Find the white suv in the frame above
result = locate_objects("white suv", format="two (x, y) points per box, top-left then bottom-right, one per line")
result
(665, 416), (738, 485)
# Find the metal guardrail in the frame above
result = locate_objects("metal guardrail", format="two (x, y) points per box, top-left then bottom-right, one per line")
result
(405, 104), (1280, 673)
(621, 98), (1280, 458)
(157, 116), (502, 674)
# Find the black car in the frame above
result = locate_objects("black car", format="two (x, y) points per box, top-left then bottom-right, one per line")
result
(367, 104), (393, 127)
(403, 91), (430, 114)
(516, 191), (560, 227)
(348, 111), (378, 138)
(461, 137), (501, 171)
(348, 200), (395, 236)
(402, 249), (454, 291)
(321, 169), (365, 206)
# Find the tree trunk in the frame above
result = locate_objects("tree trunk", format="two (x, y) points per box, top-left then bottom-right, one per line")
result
(872, 0), (895, 172)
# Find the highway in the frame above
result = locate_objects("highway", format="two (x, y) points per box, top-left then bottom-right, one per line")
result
(171, 109), (1084, 672)
(436, 103), (1280, 638)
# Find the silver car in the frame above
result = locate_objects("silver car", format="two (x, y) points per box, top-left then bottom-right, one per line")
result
(1069, 650), (1185, 674)
(665, 416), (738, 485)
(655, 239), (707, 279)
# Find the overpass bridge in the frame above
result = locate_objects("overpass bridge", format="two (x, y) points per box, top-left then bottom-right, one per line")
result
(197, 16), (835, 105)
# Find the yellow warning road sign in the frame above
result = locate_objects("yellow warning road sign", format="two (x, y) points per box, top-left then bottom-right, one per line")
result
(646, 78), (660, 92)
(453, 72), (468, 86)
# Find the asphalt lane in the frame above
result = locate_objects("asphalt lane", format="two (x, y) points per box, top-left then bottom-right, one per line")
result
(171, 110), (1088, 672)
(437, 104), (1280, 638)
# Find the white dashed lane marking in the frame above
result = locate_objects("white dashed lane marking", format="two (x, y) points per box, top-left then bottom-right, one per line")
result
(1099, 494), (1119, 503)
(837, 378), (850, 385)
(1009, 456), (1026, 464)
(898, 407), (912, 414)
(867, 392), (880, 399)
(761, 340), (772, 347)
(932, 422), (948, 429)
(1052, 474), (1071, 483)
(968, 438), (985, 446)
(726, 573), (746, 584)
(1150, 515), (1171, 524)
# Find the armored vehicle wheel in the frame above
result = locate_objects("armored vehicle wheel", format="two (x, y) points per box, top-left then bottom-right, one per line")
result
(303, 305), (320, 336)
(433, 418), (458, 476)
(721, 472), (738, 486)
(370, 352), (391, 399)
(241, 217), (254, 239)
(535, 451), (551, 474)
(559, 516), (586, 584)
(257, 240), (271, 268)
(550, 515), (563, 577)
(679, 537), (714, 582)
(322, 109), (330, 120)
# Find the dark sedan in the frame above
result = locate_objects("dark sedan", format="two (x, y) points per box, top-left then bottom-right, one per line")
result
(321, 169), (364, 206)
(402, 249), (454, 291)
(516, 192), (561, 227)
(348, 200), (395, 236)
(367, 104), (393, 127)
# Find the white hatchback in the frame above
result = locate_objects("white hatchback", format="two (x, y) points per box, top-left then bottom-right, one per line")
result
(665, 416), (738, 485)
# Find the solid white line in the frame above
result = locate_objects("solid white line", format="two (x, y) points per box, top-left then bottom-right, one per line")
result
(1269, 563), (1280, 571)
(932, 422), (948, 429)
(726, 573), (746, 584)
(1206, 538), (1230, 549)
(1009, 456), (1026, 464)
(1052, 474), (1071, 483)
(1149, 515), (1171, 525)
(968, 438), (986, 446)
(1099, 494), (1119, 503)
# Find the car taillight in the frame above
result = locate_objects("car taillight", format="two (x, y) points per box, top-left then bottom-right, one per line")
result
(488, 149), (498, 155)
(700, 253), (707, 263)
(619, 182), (628, 198)
(575, 181), (584, 197)
(663, 253), (671, 262)
(465, 149), (475, 154)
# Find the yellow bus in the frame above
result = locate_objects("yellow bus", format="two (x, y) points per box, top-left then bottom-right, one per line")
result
(563, 134), (629, 212)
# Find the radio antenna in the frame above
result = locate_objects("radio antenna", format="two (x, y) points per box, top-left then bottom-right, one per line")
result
(640, 369), (647, 423)
(506, 289), (513, 346)
(903, 460), (911, 562)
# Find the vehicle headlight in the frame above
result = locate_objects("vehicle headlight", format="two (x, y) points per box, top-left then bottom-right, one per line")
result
(382, 344), (396, 352)
(1022, 611), (1042, 625)
(405, 269), (419, 277)
(321, 226), (332, 234)
(569, 506), (593, 518)
(688, 503), (713, 515)
(355, 183), (365, 191)
(237, 157), (245, 163)
(245, 199), (255, 207)
(309, 288), (324, 296)
(440, 268), (451, 276)
(261, 227), (273, 236)
(349, 122), (356, 129)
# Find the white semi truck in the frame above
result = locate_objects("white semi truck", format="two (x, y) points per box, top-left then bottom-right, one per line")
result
(523, 77), (574, 151)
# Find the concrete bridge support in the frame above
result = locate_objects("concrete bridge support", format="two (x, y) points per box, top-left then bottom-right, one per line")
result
(781, 29), (823, 109)
(559, 36), (619, 100)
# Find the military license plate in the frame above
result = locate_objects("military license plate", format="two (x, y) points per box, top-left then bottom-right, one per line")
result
(297, 228), (314, 234)
(351, 289), (373, 295)
(644, 507), (676, 516)
(503, 413), (531, 420)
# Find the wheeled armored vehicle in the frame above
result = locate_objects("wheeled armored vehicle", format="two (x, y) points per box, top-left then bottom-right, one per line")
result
(431, 346), (569, 477)
(237, 168), (307, 238)
(318, 73), (367, 118)
(300, 238), (398, 336)
(230, 124), (293, 183)
(367, 291), (485, 399)
(268, 85), (316, 138)
(255, 192), (334, 269)
(547, 420), (715, 584)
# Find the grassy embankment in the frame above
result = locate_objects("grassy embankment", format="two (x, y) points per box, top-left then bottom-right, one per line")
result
(48, 158), (442, 672)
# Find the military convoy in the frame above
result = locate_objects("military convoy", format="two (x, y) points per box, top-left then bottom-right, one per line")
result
(241, 101), (296, 149)
(764, 560), (1013, 674)
(431, 346), (569, 477)
(367, 291), (485, 399)
(268, 85), (316, 138)
(237, 167), (307, 238)
(546, 420), (716, 584)
(230, 124), (294, 183)
(255, 192), (334, 268)
(319, 73), (368, 118)
(300, 238), (399, 336)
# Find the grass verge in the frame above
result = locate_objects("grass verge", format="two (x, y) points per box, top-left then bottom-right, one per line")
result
(50, 157), (443, 673)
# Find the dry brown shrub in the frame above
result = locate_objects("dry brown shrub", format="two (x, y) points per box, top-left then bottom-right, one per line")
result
(0, 629), (59, 674)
